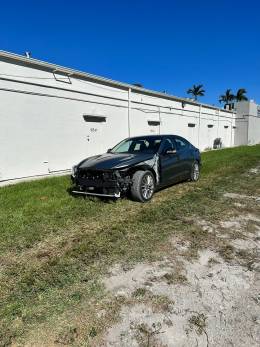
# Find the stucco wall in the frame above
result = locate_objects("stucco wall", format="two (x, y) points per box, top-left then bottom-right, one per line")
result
(233, 117), (248, 146)
(248, 116), (260, 145)
(0, 58), (242, 181)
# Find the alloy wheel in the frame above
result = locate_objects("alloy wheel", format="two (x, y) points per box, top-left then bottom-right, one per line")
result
(141, 174), (154, 200)
(193, 162), (200, 181)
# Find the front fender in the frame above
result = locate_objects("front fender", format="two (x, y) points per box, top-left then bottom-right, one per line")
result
(128, 154), (160, 184)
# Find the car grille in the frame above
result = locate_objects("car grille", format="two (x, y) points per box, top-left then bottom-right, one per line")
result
(78, 169), (116, 181)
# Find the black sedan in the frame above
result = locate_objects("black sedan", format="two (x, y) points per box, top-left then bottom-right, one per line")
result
(71, 135), (201, 202)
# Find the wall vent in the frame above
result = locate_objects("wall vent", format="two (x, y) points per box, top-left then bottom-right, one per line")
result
(148, 120), (160, 126)
(83, 115), (106, 122)
(188, 123), (196, 127)
(207, 124), (214, 128)
(53, 71), (72, 84)
(224, 125), (229, 129)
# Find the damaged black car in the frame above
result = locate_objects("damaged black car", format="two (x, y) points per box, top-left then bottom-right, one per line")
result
(71, 135), (201, 202)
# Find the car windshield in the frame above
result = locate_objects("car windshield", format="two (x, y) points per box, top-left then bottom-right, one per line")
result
(111, 136), (162, 154)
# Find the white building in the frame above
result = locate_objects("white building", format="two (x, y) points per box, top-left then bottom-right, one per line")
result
(233, 101), (260, 146)
(0, 51), (259, 182)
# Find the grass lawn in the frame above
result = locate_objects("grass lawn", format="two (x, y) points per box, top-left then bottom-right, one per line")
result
(0, 145), (260, 346)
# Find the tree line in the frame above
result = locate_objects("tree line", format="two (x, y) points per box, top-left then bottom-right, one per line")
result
(187, 85), (248, 106)
(132, 82), (248, 107)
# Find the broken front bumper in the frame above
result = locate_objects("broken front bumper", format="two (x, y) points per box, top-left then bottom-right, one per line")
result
(71, 172), (123, 198)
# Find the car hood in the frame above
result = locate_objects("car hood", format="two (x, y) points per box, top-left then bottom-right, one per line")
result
(78, 152), (155, 170)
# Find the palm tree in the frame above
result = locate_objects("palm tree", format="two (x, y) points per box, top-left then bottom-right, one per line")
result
(219, 89), (235, 105)
(235, 88), (248, 102)
(187, 84), (205, 101)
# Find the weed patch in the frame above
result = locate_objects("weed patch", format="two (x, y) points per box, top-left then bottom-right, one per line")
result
(0, 145), (260, 345)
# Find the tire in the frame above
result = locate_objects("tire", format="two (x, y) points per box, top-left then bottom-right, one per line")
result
(190, 161), (200, 181)
(131, 170), (155, 202)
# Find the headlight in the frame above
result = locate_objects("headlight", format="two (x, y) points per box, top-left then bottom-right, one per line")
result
(71, 165), (78, 177)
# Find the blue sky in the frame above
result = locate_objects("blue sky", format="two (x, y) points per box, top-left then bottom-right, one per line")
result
(1, 0), (260, 105)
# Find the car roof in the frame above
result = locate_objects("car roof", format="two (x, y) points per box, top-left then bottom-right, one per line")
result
(126, 135), (192, 146)
(128, 134), (183, 139)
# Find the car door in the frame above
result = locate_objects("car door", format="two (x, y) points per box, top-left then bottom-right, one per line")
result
(160, 136), (183, 185)
(174, 136), (193, 178)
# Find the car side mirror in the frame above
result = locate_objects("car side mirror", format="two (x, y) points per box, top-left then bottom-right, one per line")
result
(165, 149), (177, 155)
(107, 148), (111, 153)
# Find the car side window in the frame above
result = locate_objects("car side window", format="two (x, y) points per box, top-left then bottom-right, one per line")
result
(175, 137), (188, 150)
(161, 137), (176, 153)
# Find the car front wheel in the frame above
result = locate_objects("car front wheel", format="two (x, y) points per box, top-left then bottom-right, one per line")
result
(190, 161), (200, 181)
(131, 170), (155, 202)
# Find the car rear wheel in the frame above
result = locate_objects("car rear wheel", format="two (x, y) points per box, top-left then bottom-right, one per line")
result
(190, 161), (200, 181)
(131, 170), (155, 202)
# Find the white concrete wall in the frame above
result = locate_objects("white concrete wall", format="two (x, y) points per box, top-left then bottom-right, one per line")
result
(0, 57), (244, 182)
(235, 100), (258, 117)
(234, 101), (260, 145)
(248, 116), (260, 145)
(233, 117), (248, 146)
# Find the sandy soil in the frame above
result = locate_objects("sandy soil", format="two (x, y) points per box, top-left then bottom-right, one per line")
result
(100, 194), (260, 346)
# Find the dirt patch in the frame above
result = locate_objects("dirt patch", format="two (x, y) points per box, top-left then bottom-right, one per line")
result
(196, 219), (216, 233)
(103, 262), (176, 298)
(224, 192), (260, 203)
(100, 202), (260, 346)
(249, 166), (260, 175)
(102, 248), (259, 347)
(219, 214), (260, 237)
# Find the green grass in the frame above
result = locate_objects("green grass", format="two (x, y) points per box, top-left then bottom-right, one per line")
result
(0, 145), (260, 346)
